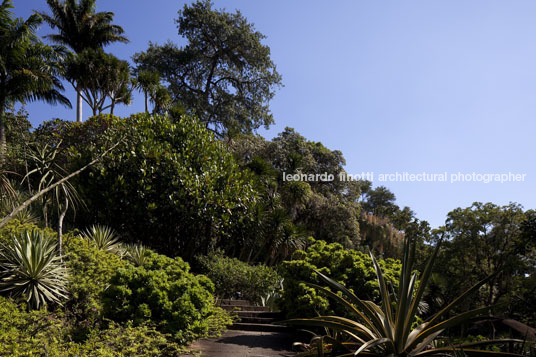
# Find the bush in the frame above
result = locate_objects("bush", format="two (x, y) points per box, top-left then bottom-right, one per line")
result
(102, 250), (231, 344)
(279, 238), (401, 318)
(0, 296), (66, 356)
(69, 321), (184, 356)
(197, 251), (281, 304)
(63, 234), (129, 333)
(0, 219), (53, 245)
(0, 296), (184, 356)
(36, 114), (258, 260)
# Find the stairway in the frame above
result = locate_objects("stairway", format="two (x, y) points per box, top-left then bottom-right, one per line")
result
(218, 299), (292, 333)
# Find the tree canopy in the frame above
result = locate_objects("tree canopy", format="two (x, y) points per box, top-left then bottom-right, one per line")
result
(65, 49), (132, 116)
(34, 114), (259, 261)
(0, 0), (70, 167)
(40, 0), (128, 122)
(133, 0), (282, 138)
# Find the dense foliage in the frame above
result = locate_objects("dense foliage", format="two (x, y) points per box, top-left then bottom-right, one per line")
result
(102, 250), (232, 344)
(35, 113), (258, 260)
(1, 0), (535, 355)
(0, 295), (184, 356)
(431, 202), (536, 325)
(63, 233), (128, 329)
(0, 221), (232, 354)
(286, 238), (527, 357)
(133, 0), (282, 137)
(229, 129), (365, 263)
(278, 238), (401, 319)
(197, 251), (281, 303)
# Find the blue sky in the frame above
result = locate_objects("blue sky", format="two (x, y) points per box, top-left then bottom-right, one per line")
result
(12, 0), (536, 228)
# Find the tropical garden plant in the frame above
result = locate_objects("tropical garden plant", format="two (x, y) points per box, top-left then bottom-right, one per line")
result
(24, 141), (83, 254)
(80, 224), (121, 253)
(123, 243), (151, 266)
(0, 0), (70, 165)
(197, 250), (282, 303)
(279, 238), (401, 319)
(0, 229), (68, 309)
(285, 237), (529, 356)
(102, 250), (232, 344)
(39, 0), (128, 122)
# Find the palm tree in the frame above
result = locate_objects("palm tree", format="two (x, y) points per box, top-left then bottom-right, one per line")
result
(0, 0), (71, 167)
(39, 0), (128, 122)
(133, 69), (160, 114)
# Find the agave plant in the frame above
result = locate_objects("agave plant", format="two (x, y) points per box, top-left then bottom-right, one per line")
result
(0, 189), (38, 225)
(0, 230), (68, 309)
(123, 243), (150, 266)
(285, 238), (527, 356)
(80, 225), (121, 253)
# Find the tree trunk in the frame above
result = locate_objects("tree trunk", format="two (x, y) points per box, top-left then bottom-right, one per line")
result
(0, 99), (6, 168)
(0, 113), (5, 169)
(110, 100), (115, 116)
(144, 91), (148, 114)
(43, 203), (48, 228)
(57, 194), (68, 257)
(76, 89), (83, 123)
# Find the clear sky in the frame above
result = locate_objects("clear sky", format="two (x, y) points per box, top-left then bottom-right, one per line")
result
(11, 0), (536, 228)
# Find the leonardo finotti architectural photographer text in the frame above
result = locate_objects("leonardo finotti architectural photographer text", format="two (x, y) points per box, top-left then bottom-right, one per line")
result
(282, 171), (526, 184)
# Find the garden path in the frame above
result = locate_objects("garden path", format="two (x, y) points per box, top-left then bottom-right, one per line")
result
(186, 330), (296, 356)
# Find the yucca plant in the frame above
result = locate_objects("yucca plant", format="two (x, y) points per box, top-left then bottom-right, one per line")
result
(123, 243), (150, 266)
(80, 225), (121, 253)
(285, 237), (528, 356)
(0, 189), (38, 225)
(0, 229), (68, 309)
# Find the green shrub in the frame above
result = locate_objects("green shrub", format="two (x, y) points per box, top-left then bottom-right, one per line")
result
(0, 296), (67, 356)
(0, 219), (54, 245)
(69, 321), (184, 356)
(38, 114), (258, 260)
(279, 238), (401, 318)
(63, 234), (129, 331)
(0, 296), (184, 356)
(197, 251), (281, 304)
(102, 250), (231, 344)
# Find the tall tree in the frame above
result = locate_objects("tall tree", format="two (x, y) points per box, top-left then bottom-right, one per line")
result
(133, 0), (282, 138)
(39, 0), (128, 122)
(65, 48), (132, 116)
(132, 70), (159, 114)
(229, 128), (363, 258)
(435, 202), (530, 312)
(0, 0), (70, 167)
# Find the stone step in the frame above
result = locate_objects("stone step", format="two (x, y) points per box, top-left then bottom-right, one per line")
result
(220, 305), (271, 312)
(235, 311), (282, 318)
(228, 322), (293, 333)
(218, 299), (250, 307)
(238, 316), (279, 324)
